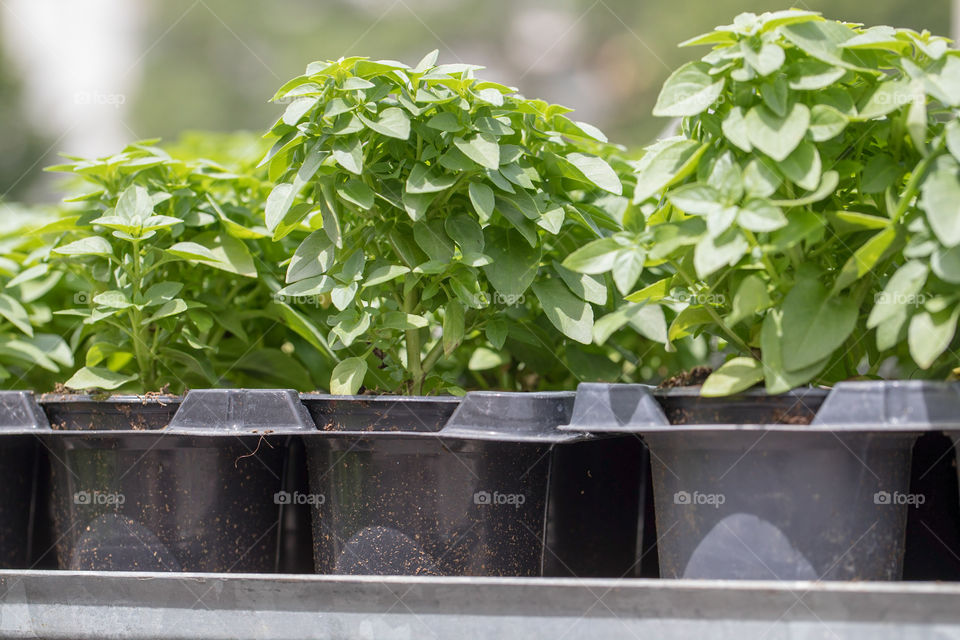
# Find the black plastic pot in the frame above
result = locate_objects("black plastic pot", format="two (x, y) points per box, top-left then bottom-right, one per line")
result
(563, 382), (925, 581)
(303, 392), (607, 577)
(43, 389), (311, 572)
(0, 392), (48, 568)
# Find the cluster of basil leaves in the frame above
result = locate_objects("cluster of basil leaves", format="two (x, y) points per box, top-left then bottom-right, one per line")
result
(566, 10), (960, 395)
(263, 51), (656, 395)
(34, 138), (326, 393)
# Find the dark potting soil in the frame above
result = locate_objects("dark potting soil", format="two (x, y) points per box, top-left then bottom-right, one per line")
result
(657, 366), (713, 389)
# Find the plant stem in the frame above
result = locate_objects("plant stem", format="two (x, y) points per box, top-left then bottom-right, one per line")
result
(670, 259), (754, 357)
(128, 240), (155, 389)
(892, 148), (942, 223)
(403, 287), (423, 395)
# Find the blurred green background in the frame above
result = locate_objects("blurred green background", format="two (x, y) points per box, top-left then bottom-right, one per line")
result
(0, 0), (950, 203)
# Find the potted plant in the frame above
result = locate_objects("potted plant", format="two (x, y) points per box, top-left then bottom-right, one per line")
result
(0, 208), (73, 568)
(565, 11), (960, 580)
(264, 51), (647, 576)
(34, 138), (320, 571)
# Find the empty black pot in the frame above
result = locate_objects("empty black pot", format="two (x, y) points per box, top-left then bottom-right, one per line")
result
(43, 389), (310, 572)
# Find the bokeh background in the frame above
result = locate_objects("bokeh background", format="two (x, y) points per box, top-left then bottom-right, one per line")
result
(0, 0), (952, 204)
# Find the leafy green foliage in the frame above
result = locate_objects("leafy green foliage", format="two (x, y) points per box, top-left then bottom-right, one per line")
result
(0, 207), (74, 389)
(570, 11), (960, 394)
(42, 138), (325, 393)
(264, 51), (640, 394)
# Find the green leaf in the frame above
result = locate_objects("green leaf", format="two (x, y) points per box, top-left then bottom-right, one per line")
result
(668, 306), (713, 342)
(593, 303), (667, 344)
(381, 311), (428, 330)
(53, 236), (113, 258)
(482, 226), (541, 298)
(287, 231), (335, 283)
(443, 300), (465, 356)
(363, 264), (410, 288)
(861, 155), (900, 194)
(469, 347), (509, 371)
(932, 245), (960, 284)
(780, 20), (863, 71)
(920, 158), (960, 248)
(554, 262), (607, 305)
(761, 310), (829, 394)
(857, 79), (912, 120)
(562, 237), (623, 274)
(633, 139), (708, 203)
(867, 261), (928, 329)
(701, 357), (764, 396)
(728, 275), (771, 326)
(468, 182), (495, 222)
(779, 141), (822, 191)
(780, 274), (858, 371)
(65, 366), (136, 391)
(787, 60), (846, 90)
(611, 248), (645, 295)
(338, 179), (374, 210)
(743, 159), (781, 198)
(144, 299), (189, 324)
(406, 163), (458, 194)
(332, 137), (363, 174)
(330, 357), (367, 395)
(653, 62), (725, 117)
(426, 111), (462, 132)
(0, 293), (32, 336)
(909, 305), (960, 369)
(809, 104), (848, 142)
(565, 153), (622, 195)
(667, 184), (723, 216)
(833, 227), (897, 293)
(770, 170), (838, 207)
(721, 107), (752, 152)
(357, 107), (410, 139)
(454, 134), (500, 170)
(693, 229), (748, 278)
(625, 278), (672, 304)
(737, 199), (787, 233)
(532, 278), (594, 344)
(745, 103), (810, 162)
(486, 317), (508, 350)
(742, 41), (785, 76)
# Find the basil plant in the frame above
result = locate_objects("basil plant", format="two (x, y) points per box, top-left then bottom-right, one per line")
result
(264, 51), (629, 395)
(0, 206), (74, 389)
(43, 138), (324, 393)
(568, 11), (960, 395)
